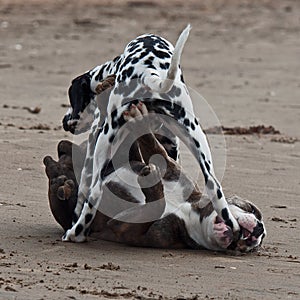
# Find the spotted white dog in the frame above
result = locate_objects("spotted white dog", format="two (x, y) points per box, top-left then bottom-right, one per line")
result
(62, 25), (241, 242)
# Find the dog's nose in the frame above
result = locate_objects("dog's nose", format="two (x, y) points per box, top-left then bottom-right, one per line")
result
(62, 115), (77, 134)
(62, 114), (71, 132)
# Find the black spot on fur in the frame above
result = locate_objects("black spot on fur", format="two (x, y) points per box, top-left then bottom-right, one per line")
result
(104, 123), (109, 134)
(153, 49), (171, 59)
(168, 85), (181, 99)
(204, 172), (208, 184)
(205, 161), (210, 172)
(117, 115), (126, 127)
(217, 189), (222, 199)
(95, 66), (105, 81)
(122, 66), (134, 81)
(113, 55), (120, 63)
(132, 57), (139, 64)
(88, 201), (93, 209)
(160, 62), (170, 69)
(128, 43), (140, 53)
(111, 120), (118, 129)
(72, 213), (78, 224)
(199, 162), (208, 184)
(157, 43), (169, 50)
(111, 106), (117, 119)
(190, 122), (195, 130)
(172, 86), (181, 98)
(122, 57), (132, 69)
(171, 103), (185, 120)
(111, 107), (118, 129)
(139, 50), (150, 60)
(115, 58), (122, 73)
(180, 73), (185, 83)
(151, 73), (158, 78)
(179, 107), (186, 118)
(109, 134), (115, 143)
(193, 138), (200, 148)
(221, 208), (229, 221)
(101, 159), (110, 180)
(85, 213), (93, 224)
(140, 36), (158, 50)
(144, 56), (154, 64)
(144, 56), (156, 70)
(75, 224), (83, 236)
(155, 36), (169, 48)
(184, 118), (190, 127)
(194, 117), (199, 125)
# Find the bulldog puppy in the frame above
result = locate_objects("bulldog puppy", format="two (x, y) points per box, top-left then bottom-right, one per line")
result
(44, 104), (266, 252)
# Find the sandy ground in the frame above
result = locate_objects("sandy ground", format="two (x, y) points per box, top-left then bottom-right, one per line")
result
(0, 0), (300, 299)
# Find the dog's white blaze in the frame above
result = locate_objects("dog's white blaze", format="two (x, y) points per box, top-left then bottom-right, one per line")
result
(161, 180), (185, 216)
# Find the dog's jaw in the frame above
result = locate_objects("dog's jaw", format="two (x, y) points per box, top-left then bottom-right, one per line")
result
(201, 212), (234, 251)
(184, 201), (266, 252)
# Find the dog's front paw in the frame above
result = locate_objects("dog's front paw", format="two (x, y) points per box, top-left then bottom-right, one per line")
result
(62, 226), (87, 243)
(213, 217), (233, 249)
(137, 164), (164, 204)
(137, 164), (161, 185)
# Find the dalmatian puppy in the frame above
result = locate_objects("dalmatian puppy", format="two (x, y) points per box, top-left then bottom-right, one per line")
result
(62, 25), (241, 242)
(44, 104), (266, 252)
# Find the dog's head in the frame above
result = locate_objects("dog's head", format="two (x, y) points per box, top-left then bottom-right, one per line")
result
(226, 196), (266, 252)
(62, 73), (96, 134)
(198, 195), (266, 252)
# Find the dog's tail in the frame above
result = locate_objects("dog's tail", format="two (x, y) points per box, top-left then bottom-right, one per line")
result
(144, 24), (191, 93)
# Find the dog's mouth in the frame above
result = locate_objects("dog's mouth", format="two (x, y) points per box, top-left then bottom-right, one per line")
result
(240, 227), (251, 241)
(214, 216), (262, 252)
(227, 225), (261, 252)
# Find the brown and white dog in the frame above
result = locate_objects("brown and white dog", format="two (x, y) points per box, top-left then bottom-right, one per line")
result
(44, 104), (266, 252)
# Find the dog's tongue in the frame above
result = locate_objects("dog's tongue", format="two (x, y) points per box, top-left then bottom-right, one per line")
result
(242, 227), (251, 239)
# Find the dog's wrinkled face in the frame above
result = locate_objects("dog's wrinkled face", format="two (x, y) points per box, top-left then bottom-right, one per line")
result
(209, 196), (266, 252)
(62, 73), (95, 134)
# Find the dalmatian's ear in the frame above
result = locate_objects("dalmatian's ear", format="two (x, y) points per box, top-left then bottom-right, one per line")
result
(80, 77), (89, 88)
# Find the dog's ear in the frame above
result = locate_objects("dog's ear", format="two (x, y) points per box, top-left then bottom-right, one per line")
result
(80, 77), (89, 89)
(68, 73), (91, 110)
